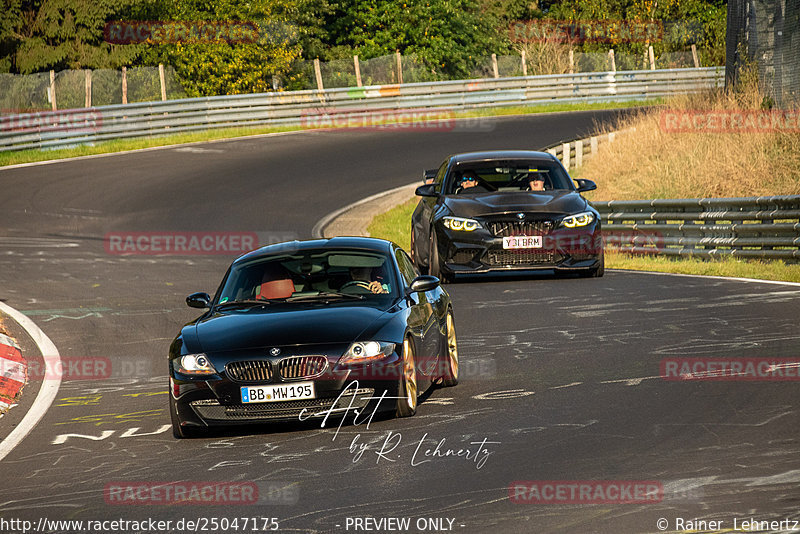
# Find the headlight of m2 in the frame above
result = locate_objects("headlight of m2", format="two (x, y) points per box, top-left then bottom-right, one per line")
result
(561, 212), (595, 228)
(442, 216), (481, 232)
(174, 353), (217, 375)
(340, 341), (396, 364)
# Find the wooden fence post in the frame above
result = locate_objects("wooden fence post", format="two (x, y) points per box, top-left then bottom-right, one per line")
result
(491, 53), (499, 78)
(521, 50), (527, 76)
(159, 63), (167, 100)
(313, 58), (324, 91)
(691, 44), (700, 68)
(562, 143), (571, 169)
(648, 45), (656, 70)
(85, 70), (92, 107)
(608, 49), (616, 72)
(569, 49), (574, 74)
(354, 55), (362, 87)
(395, 51), (403, 84)
(122, 66), (128, 105)
(49, 70), (57, 111)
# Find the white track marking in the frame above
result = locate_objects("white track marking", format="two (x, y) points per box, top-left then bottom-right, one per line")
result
(0, 302), (61, 463)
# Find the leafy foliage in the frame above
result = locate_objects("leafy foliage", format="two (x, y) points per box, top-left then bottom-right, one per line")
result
(0, 0), (728, 93)
(137, 0), (306, 96)
(1, 0), (141, 73)
(322, 0), (506, 79)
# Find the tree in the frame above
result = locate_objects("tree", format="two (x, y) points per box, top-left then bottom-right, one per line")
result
(139, 0), (308, 96)
(322, 0), (506, 79)
(0, 0), (141, 73)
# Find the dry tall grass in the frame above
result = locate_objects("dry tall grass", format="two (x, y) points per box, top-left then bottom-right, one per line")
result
(580, 78), (800, 201)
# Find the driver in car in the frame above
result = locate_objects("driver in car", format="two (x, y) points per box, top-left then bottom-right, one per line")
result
(455, 171), (489, 194)
(347, 267), (388, 294)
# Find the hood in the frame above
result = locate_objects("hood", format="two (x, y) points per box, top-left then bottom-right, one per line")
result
(189, 304), (391, 352)
(442, 191), (587, 217)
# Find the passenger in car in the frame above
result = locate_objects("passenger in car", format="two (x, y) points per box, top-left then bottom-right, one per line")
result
(528, 173), (547, 191)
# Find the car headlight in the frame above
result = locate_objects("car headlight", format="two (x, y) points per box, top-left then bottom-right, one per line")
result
(340, 341), (396, 363)
(174, 353), (217, 376)
(443, 216), (481, 232)
(561, 212), (595, 228)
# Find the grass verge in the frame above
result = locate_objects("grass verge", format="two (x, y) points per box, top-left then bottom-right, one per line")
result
(367, 196), (800, 282)
(578, 77), (800, 201)
(0, 99), (660, 168)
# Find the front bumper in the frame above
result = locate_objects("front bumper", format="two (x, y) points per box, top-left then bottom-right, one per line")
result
(170, 349), (404, 429)
(437, 222), (602, 274)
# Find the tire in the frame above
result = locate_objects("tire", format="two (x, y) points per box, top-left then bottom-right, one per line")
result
(428, 230), (453, 283)
(170, 396), (200, 439)
(593, 253), (605, 277)
(428, 230), (440, 279)
(411, 225), (428, 274)
(395, 337), (418, 417)
(440, 311), (459, 387)
(580, 252), (605, 278)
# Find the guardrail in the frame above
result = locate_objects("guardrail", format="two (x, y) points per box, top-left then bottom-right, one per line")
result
(545, 128), (634, 169)
(0, 67), (722, 152)
(591, 196), (800, 260)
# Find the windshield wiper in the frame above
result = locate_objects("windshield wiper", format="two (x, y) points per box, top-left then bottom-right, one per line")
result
(286, 292), (366, 302)
(214, 299), (282, 310)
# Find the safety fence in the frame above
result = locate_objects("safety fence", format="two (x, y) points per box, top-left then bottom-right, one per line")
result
(591, 196), (800, 260)
(0, 67), (723, 152)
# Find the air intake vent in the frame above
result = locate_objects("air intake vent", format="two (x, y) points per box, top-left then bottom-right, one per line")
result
(279, 356), (328, 379)
(226, 360), (273, 383)
(487, 220), (554, 237)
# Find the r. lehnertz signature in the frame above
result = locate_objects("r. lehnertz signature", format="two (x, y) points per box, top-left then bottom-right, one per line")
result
(297, 380), (499, 470)
(349, 430), (498, 470)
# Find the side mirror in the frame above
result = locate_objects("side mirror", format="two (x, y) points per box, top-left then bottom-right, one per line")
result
(186, 292), (211, 309)
(408, 275), (440, 293)
(575, 179), (597, 193)
(415, 184), (438, 197)
(423, 169), (437, 184)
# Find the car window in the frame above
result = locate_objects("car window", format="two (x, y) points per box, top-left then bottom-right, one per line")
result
(394, 248), (417, 285)
(217, 250), (398, 303)
(432, 160), (448, 193)
(447, 160), (574, 194)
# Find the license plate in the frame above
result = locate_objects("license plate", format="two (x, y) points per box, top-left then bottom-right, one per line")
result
(240, 382), (315, 404)
(503, 236), (542, 249)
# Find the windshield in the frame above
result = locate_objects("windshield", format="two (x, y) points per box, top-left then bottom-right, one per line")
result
(216, 249), (398, 305)
(445, 160), (574, 195)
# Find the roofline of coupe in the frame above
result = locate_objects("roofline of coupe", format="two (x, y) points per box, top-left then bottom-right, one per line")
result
(234, 237), (398, 264)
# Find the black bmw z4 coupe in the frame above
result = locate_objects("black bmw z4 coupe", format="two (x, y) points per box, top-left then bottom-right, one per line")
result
(169, 237), (458, 438)
(411, 150), (604, 281)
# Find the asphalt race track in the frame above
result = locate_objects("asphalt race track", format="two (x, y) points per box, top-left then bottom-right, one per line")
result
(1, 110), (799, 534)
